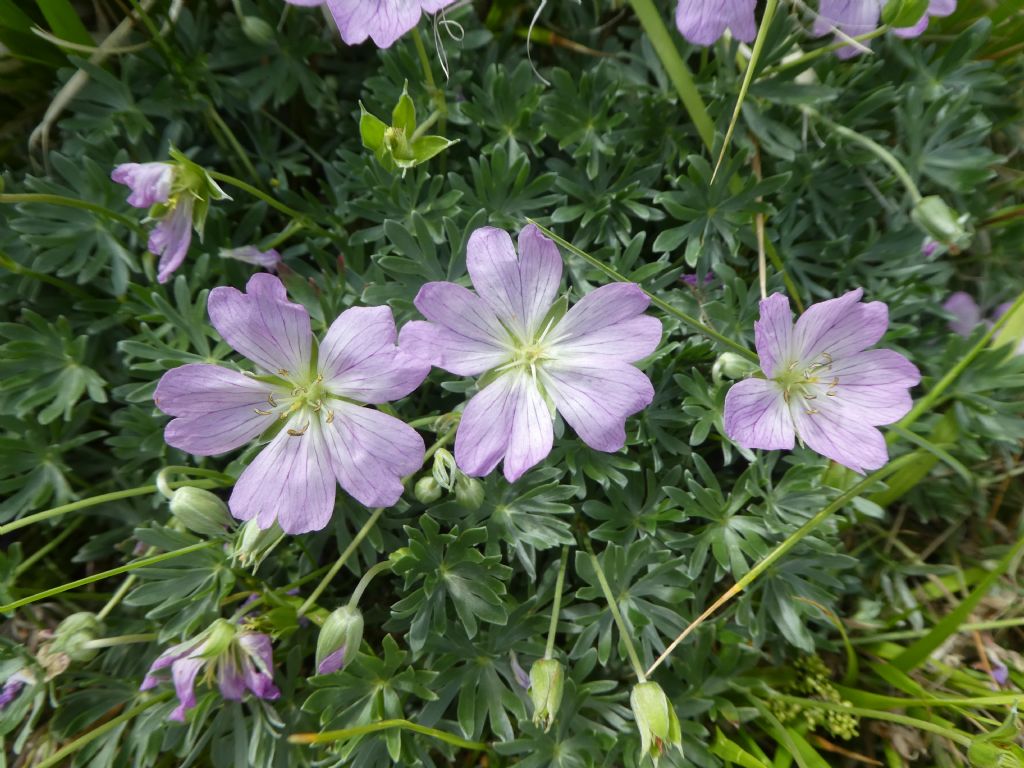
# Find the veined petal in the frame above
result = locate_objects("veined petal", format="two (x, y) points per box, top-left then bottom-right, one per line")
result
(549, 315), (662, 364)
(229, 419), (336, 534)
(208, 274), (313, 377)
(466, 225), (562, 339)
(321, 402), (424, 508)
(320, 306), (429, 402)
(823, 349), (920, 425)
(675, 0), (757, 45)
(755, 293), (795, 378)
(814, 0), (881, 57)
(111, 162), (174, 208)
(323, 0), (450, 48)
(455, 373), (554, 481)
(217, 660), (246, 701)
(150, 197), (194, 284)
(398, 320), (510, 376)
(156, 364), (279, 456)
(791, 398), (888, 474)
(723, 378), (795, 451)
(548, 283), (659, 362)
(794, 288), (889, 364)
(542, 362), (654, 454)
(168, 656), (205, 722)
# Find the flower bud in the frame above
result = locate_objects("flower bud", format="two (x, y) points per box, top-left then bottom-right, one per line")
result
(199, 619), (238, 658)
(232, 520), (286, 572)
(454, 475), (485, 510)
(50, 612), (104, 663)
(315, 605), (364, 675)
(630, 681), (683, 765)
(170, 487), (232, 536)
(712, 352), (757, 383)
(529, 659), (564, 731)
(414, 476), (443, 504)
(240, 16), (275, 45)
(911, 196), (971, 252)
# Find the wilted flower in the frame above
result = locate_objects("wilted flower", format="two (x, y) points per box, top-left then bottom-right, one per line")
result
(401, 225), (662, 482)
(529, 658), (565, 731)
(0, 670), (34, 711)
(141, 620), (279, 722)
(154, 274), (429, 533)
(360, 84), (456, 174)
(220, 245), (282, 272)
(630, 681), (683, 765)
(674, 0), (756, 46)
(232, 520), (287, 571)
(815, 0), (957, 58)
(315, 605), (364, 675)
(112, 149), (229, 283)
(293, 0), (458, 49)
(723, 289), (920, 474)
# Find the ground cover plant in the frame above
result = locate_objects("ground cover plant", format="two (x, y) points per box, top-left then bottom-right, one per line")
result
(1, 0), (1024, 766)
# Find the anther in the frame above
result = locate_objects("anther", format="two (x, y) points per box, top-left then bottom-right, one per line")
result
(803, 394), (817, 400)
(805, 408), (819, 415)
(278, 369), (290, 377)
(826, 390), (838, 397)
(254, 408), (273, 416)
(325, 410), (335, 424)
(287, 425), (309, 436)
(830, 377), (839, 388)
(267, 393), (277, 407)
(783, 390), (791, 404)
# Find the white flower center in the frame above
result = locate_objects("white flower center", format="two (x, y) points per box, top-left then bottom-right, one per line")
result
(773, 352), (840, 415)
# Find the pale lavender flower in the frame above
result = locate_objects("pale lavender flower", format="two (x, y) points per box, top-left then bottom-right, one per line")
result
(400, 225), (662, 482)
(675, 0), (757, 45)
(311, 0), (459, 49)
(111, 162), (174, 208)
(147, 195), (195, 284)
(815, 0), (956, 58)
(723, 289), (920, 474)
(943, 291), (982, 337)
(154, 273), (429, 533)
(220, 245), (282, 272)
(141, 621), (279, 722)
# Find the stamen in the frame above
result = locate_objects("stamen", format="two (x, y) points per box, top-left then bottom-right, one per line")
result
(830, 377), (839, 388)
(287, 425), (308, 436)
(312, 400), (322, 412)
(803, 393), (817, 400)
(267, 393), (277, 407)
(278, 369), (290, 377)
(254, 408), (273, 416)
(805, 408), (819, 415)
(325, 410), (335, 424)
(783, 390), (790, 404)
(826, 390), (838, 397)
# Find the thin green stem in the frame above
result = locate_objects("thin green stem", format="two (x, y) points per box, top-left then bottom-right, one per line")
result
(15, 517), (85, 576)
(646, 453), (915, 677)
(289, 718), (489, 751)
(204, 104), (261, 184)
(411, 109), (442, 141)
(0, 479), (229, 537)
(1, 542), (215, 612)
(760, 27), (888, 78)
(544, 546), (570, 659)
(82, 633), (158, 649)
(36, 693), (172, 768)
(412, 27), (446, 125)
(0, 193), (144, 231)
(348, 561), (392, 608)
(584, 542), (646, 682)
(298, 508), (385, 617)
(526, 220), (759, 363)
(712, 0), (778, 183)
(805, 108), (922, 204)
(262, 219), (306, 250)
(96, 571), (141, 621)
(626, 0), (715, 153)
(156, 466), (234, 500)
(0, 251), (95, 298)
(207, 171), (335, 240)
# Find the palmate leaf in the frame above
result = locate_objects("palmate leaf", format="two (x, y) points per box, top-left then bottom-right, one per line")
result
(390, 515), (513, 651)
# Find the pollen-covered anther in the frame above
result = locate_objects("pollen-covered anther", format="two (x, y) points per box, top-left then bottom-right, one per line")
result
(254, 408), (273, 416)
(267, 393), (277, 407)
(325, 410), (335, 424)
(287, 424), (309, 437)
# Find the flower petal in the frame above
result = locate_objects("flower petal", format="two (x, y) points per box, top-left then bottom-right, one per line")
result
(455, 373), (554, 481)
(675, 0), (757, 45)
(111, 162), (174, 208)
(220, 246), (282, 271)
(319, 306), (430, 403)
(794, 288), (889, 364)
(411, 281), (511, 374)
(229, 420), (336, 534)
(754, 293), (795, 378)
(824, 349), (920, 425)
(317, 647), (347, 675)
(723, 377), (795, 451)
(323, 0), (424, 48)
(168, 656), (205, 722)
(943, 291), (981, 337)
(140, 639), (199, 691)
(466, 225), (562, 339)
(155, 364), (280, 456)
(790, 398), (889, 474)
(217, 661), (246, 701)
(549, 283), (661, 363)
(321, 403), (425, 507)
(208, 274), (312, 376)
(238, 633), (280, 700)
(399, 320), (510, 376)
(814, 0), (881, 57)
(149, 198), (194, 284)
(550, 316), (663, 364)
(542, 362), (654, 453)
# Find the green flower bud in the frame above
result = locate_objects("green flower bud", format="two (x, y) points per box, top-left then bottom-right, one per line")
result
(52, 612), (104, 663)
(454, 475), (485, 510)
(529, 659), (565, 731)
(414, 476), (443, 504)
(169, 487), (232, 536)
(199, 619), (238, 658)
(240, 16), (275, 45)
(630, 681), (683, 765)
(911, 196), (971, 252)
(315, 606), (364, 675)
(712, 352), (758, 383)
(232, 520), (286, 572)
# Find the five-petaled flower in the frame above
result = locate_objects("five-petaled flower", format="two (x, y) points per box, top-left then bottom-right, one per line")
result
(141, 620), (279, 722)
(815, 0), (956, 58)
(284, 0), (458, 49)
(723, 289), (920, 474)
(674, 0), (756, 46)
(401, 224), (662, 483)
(154, 274), (429, 533)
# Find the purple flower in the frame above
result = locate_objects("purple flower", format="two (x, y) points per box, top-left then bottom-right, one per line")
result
(220, 245), (282, 272)
(154, 274), (429, 533)
(675, 0), (757, 46)
(400, 225), (662, 482)
(681, 272), (715, 288)
(111, 162), (174, 208)
(141, 621), (279, 722)
(0, 671), (32, 711)
(815, 0), (956, 58)
(943, 291), (983, 337)
(892, 0), (956, 38)
(147, 195), (195, 284)
(316, 0), (458, 49)
(723, 289), (920, 474)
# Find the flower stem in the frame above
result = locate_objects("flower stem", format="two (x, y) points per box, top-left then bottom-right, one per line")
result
(760, 27), (888, 78)
(35, 693), (172, 768)
(413, 27), (446, 121)
(289, 718), (489, 751)
(626, 0), (715, 153)
(712, 0), (778, 183)
(0, 251), (95, 298)
(82, 633), (158, 649)
(14, 517), (85, 577)
(544, 546), (570, 660)
(583, 541), (646, 682)
(348, 560), (392, 608)
(0, 479), (230, 537)
(0, 192), (144, 232)
(526, 219), (759, 363)
(206, 171), (335, 240)
(155, 465), (235, 500)
(297, 508), (385, 617)
(0, 542), (215, 613)
(411, 109), (442, 141)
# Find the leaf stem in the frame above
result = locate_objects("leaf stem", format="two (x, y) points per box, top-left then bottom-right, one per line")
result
(206, 171), (335, 240)
(15, 517), (85, 576)
(289, 718), (489, 751)
(526, 220), (759, 363)
(544, 546), (570, 660)
(0, 192), (144, 232)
